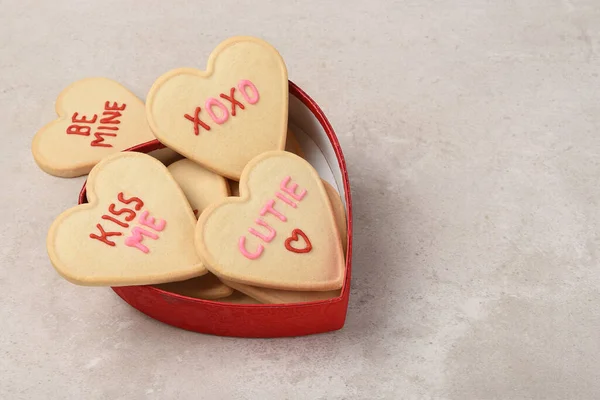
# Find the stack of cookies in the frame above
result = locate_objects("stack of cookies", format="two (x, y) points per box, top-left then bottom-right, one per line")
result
(33, 36), (347, 305)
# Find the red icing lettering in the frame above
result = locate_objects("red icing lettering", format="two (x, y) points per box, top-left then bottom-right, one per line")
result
(238, 236), (264, 260)
(248, 219), (276, 242)
(139, 211), (166, 232)
(99, 111), (122, 124)
(219, 87), (244, 116)
(90, 132), (116, 147)
(184, 107), (211, 136)
(280, 176), (307, 201)
(118, 192), (144, 210)
(71, 112), (97, 124)
(124, 227), (158, 254)
(284, 229), (312, 254)
(105, 101), (127, 111)
(260, 199), (287, 222)
(89, 223), (121, 247)
(66, 125), (91, 136)
(238, 79), (259, 104)
(67, 102), (127, 146)
(108, 203), (136, 222)
(101, 214), (129, 228)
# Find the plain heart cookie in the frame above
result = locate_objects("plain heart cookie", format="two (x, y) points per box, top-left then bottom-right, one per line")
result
(154, 273), (233, 300)
(195, 151), (345, 291)
(167, 159), (230, 219)
(47, 152), (206, 286)
(32, 77), (155, 177)
(145, 36), (288, 180)
(224, 280), (340, 304)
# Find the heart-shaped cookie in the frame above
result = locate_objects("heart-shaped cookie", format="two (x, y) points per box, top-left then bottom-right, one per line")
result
(146, 36), (288, 180)
(220, 180), (347, 303)
(47, 152), (206, 286)
(154, 273), (233, 300)
(224, 280), (340, 304)
(32, 78), (155, 177)
(167, 159), (230, 218)
(195, 151), (345, 291)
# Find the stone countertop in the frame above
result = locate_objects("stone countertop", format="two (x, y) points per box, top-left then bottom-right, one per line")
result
(1, 1), (599, 399)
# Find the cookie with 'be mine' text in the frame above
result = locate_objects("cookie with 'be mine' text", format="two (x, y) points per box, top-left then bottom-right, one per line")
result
(32, 78), (156, 177)
(195, 151), (345, 291)
(146, 36), (289, 180)
(47, 152), (206, 286)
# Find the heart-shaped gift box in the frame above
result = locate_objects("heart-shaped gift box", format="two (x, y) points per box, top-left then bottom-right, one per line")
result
(78, 81), (352, 337)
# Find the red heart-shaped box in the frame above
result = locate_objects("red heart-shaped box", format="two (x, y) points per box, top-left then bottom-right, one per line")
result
(78, 81), (352, 338)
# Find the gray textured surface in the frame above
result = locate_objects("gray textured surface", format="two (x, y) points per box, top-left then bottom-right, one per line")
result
(1, 1), (600, 399)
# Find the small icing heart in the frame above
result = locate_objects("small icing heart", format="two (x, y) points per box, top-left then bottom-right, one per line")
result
(146, 36), (288, 180)
(195, 151), (345, 291)
(47, 152), (206, 286)
(32, 78), (155, 177)
(284, 229), (313, 253)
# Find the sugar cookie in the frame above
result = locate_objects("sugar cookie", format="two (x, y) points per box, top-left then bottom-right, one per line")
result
(167, 159), (230, 219)
(195, 151), (344, 291)
(220, 180), (347, 303)
(154, 273), (233, 300)
(47, 152), (206, 286)
(322, 180), (348, 255)
(146, 36), (288, 180)
(224, 280), (340, 304)
(228, 128), (302, 197)
(218, 291), (261, 304)
(32, 78), (155, 178)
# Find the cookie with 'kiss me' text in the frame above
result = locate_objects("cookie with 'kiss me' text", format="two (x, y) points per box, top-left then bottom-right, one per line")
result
(47, 152), (206, 286)
(195, 151), (345, 291)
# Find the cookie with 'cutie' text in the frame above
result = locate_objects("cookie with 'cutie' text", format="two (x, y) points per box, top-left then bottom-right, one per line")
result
(32, 78), (155, 177)
(146, 36), (288, 180)
(47, 152), (206, 286)
(195, 151), (345, 291)
(221, 180), (347, 303)
(167, 159), (230, 219)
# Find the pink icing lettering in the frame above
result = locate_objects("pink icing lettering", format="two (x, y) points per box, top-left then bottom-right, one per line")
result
(238, 236), (264, 260)
(237, 80), (259, 104)
(205, 97), (230, 124)
(275, 192), (297, 208)
(259, 199), (287, 222)
(248, 219), (276, 242)
(139, 211), (166, 231)
(280, 176), (307, 201)
(125, 227), (159, 254)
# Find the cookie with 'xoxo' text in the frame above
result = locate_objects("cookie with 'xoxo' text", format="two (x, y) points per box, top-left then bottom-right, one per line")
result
(47, 152), (206, 286)
(32, 78), (155, 177)
(195, 151), (345, 291)
(146, 36), (289, 180)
